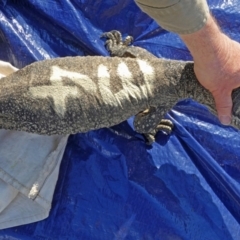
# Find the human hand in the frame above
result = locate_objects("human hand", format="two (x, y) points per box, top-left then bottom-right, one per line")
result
(181, 16), (240, 125)
(194, 36), (240, 124)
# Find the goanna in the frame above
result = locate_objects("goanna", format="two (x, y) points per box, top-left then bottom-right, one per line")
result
(0, 30), (239, 142)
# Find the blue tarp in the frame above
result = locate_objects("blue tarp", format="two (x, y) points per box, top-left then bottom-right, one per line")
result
(0, 0), (240, 239)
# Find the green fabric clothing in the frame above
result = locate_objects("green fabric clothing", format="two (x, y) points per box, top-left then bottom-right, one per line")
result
(135, 0), (210, 34)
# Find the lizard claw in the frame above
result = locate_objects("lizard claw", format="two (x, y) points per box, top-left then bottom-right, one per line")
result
(156, 119), (174, 135)
(143, 133), (156, 145)
(143, 119), (173, 145)
(122, 35), (133, 46)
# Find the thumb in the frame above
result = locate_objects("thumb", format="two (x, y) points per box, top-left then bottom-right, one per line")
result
(213, 92), (232, 125)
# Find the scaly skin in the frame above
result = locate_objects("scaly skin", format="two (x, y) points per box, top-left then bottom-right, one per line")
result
(0, 31), (238, 139)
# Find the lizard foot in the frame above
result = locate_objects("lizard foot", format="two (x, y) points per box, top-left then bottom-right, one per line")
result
(134, 107), (174, 144)
(101, 29), (158, 60)
(101, 30), (133, 57)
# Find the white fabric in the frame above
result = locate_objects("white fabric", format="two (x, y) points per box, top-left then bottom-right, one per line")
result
(0, 60), (69, 229)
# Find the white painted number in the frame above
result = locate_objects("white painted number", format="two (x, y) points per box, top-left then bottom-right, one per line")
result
(29, 61), (154, 116)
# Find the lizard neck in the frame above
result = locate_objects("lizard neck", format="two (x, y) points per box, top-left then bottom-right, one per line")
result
(174, 62), (217, 115)
(151, 59), (217, 115)
(149, 59), (191, 108)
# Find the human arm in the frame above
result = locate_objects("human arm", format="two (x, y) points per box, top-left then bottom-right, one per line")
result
(180, 15), (240, 125)
(135, 0), (240, 124)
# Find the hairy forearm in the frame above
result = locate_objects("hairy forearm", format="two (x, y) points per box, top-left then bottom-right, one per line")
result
(180, 15), (227, 66)
(180, 14), (240, 125)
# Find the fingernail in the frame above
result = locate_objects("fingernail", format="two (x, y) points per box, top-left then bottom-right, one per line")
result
(219, 115), (231, 125)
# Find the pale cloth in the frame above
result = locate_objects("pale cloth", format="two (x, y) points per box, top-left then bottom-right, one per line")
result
(0, 60), (69, 229)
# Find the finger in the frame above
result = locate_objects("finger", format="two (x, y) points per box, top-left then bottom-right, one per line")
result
(213, 92), (232, 125)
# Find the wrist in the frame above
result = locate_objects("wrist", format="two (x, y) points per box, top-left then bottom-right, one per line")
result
(180, 15), (229, 65)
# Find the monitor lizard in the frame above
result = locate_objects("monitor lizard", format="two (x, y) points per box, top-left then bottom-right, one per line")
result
(0, 30), (239, 143)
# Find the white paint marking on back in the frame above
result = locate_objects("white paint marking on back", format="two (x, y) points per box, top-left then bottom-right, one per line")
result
(29, 60), (155, 116)
(136, 59), (154, 98)
(50, 66), (97, 92)
(117, 62), (141, 100)
(98, 64), (122, 107)
(98, 61), (155, 107)
(29, 66), (97, 117)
